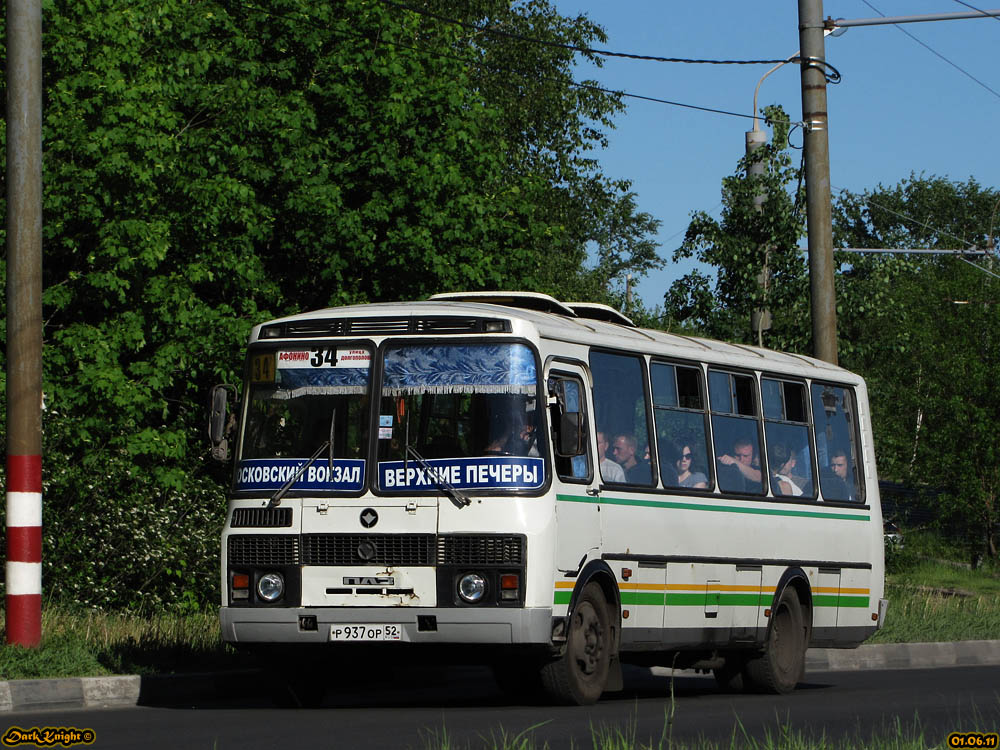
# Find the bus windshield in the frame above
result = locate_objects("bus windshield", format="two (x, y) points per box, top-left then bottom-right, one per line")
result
(237, 346), (372, 493)
(376, 343), (545, 493)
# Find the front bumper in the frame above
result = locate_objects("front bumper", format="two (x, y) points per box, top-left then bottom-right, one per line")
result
(220, 605), (554, 645)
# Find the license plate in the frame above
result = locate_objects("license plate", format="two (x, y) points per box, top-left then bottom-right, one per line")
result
(329, 623), (402, 642)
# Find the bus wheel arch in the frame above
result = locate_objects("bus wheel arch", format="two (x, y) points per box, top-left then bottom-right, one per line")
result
(773, 568), (814, 652)
(543, 562), (621, 704)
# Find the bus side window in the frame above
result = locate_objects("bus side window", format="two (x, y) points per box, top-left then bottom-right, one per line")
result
(762, 378), (814, 498)
(651, 361), (711, 490)
(709, 370), (764, 495)
(812, 384), (864, 502)
(590, 351), (655, 487)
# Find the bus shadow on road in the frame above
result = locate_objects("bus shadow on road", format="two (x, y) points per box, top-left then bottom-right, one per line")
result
(136, 664), (834, 711)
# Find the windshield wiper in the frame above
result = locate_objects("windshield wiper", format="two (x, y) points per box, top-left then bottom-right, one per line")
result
(268, 440), (329, 509)
(406, 445), (471, 509)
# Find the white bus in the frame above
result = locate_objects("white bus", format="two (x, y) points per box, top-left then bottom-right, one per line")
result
(209, 292), (887, 706)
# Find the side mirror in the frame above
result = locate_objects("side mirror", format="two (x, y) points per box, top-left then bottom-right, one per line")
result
(558, 411), (585, 457)
(209, 384), (237, 461)
(549, 379), (586, 458)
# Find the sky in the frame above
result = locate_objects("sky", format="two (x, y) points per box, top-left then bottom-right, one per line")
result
(549, 1), (1000, 310)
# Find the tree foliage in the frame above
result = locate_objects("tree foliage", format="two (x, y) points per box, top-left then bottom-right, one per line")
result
(664, 106), (809, 349)
(0, 0), (660, 609)
(833, 176), (1000, 561)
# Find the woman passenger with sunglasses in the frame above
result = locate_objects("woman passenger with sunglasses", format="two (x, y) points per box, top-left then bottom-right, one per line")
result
(674, 440), (708, 489)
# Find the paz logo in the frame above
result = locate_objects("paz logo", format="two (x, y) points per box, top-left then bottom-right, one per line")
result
(360, 508), (378, 528)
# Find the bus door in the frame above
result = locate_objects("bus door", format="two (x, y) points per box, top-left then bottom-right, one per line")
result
(546, 363), (600, 573)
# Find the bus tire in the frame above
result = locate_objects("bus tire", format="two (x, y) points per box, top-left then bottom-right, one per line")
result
(540, 582), (612, 705)
(743, 586), (807, 694)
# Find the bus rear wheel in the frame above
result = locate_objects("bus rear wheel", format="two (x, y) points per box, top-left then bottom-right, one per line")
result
(743, 586), (807, 694)
(540, 582), (612, 705)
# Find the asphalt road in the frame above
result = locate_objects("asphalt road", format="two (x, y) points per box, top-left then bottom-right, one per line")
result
(2, 664), (998, 749)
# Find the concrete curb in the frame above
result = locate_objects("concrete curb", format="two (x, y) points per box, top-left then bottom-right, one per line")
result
(804, 639), (1000, 672)
(2, 641), (999, 712)
(0, 676), (141, 713)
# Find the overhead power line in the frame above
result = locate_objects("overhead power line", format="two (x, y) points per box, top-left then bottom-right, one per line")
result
(832, 183), (987, 249)
(376, 0), (799, 66)
(861, 0), (1000, 101)
(950, 0), (1000, 24)
(835, 247), (988, 256)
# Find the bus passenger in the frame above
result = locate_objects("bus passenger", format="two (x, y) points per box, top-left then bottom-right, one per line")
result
(768, 443), (804, 496)
(597, 431), (625, 483)
(613, 433), (650, 484)
(674, 441), (708, 489)
(830, 449), (856, 501)
(718, 438), (762, 484)
(485, 412), (536, 456)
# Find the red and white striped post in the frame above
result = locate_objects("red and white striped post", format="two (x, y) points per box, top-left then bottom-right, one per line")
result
(6, 456), (42, 646)
(6, 0), (44, 646)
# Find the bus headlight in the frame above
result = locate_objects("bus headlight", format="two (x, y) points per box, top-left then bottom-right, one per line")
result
(457, 573), (486, 603)
(257, 572), (285, 602)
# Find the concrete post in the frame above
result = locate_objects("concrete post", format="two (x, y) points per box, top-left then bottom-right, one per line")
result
(5, 0), (44, 646)
(798, 0), (839, 364)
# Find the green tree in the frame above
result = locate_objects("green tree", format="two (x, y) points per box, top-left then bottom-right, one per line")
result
(0, 0), (660, 609)
(421, 0), (663, 302)
(833, 176), (1000, 562)
(664, 106), (808, 349)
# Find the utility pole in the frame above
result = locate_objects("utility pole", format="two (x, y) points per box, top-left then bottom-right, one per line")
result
(798, 0), (839, 364)
(6, 0), (44, 647)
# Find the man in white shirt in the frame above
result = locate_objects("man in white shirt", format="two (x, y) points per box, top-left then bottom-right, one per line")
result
(597, 431), (625, 483)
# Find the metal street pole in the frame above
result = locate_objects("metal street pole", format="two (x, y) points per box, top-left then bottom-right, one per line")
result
(827, 8), (1000, 29)
(5, 0), (44, 647)
(798, 0), (839, 365)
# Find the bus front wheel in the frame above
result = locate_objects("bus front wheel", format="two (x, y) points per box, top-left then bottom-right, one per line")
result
(540, 582), (613, 705)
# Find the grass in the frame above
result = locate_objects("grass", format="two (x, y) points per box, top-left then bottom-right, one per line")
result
(417, 711), (990, 749)
(0, 605), (247, 680)
(868, 581), (1000, 643)
(870, 529), (1000, 643)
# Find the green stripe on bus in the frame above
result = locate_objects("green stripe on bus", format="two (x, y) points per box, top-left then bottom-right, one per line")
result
(560, 590), (869, 608)
(837, 596), (871, 608)
(662, 593), (771, 607)
(556, 493), (869, 522)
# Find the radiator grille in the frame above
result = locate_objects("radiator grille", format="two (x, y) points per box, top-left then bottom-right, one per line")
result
(438, 535), (525, 565)
(231, 507), (292, 528)
(228, 535), (300, 566)
(227, 534), (525, 567)
(302, 534), (436, 566)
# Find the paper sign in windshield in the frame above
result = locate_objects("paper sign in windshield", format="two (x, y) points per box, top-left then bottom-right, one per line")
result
(378, 456), (544, 492)
(277, 348), (371, 369)
(236, 458), (365, 492)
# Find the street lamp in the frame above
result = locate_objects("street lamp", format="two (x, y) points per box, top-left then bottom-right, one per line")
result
(745, 27), (839, 346)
